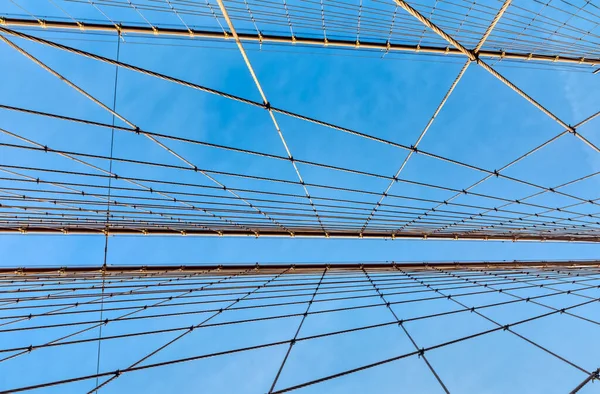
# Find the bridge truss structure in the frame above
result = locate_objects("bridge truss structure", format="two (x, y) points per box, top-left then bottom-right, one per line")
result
(0, 261), (599, 393)
(1, 0), (600, 392)
(0, 0), (599, 242)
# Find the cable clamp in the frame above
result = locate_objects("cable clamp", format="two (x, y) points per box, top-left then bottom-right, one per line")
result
(355, 40), (360, 48)
(152, 26), (159, 35)
(188, 29), (194, 38)
(38, 19), (47, 29)
(77, 21), (85, 31)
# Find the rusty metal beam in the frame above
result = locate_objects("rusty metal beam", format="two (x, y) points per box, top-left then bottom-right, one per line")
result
(0, 226), (598, 242)
(1, 17), (598, 67)
(2, 260), (600, 276)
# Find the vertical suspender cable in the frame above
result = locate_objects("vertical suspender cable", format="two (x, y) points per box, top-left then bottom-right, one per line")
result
(94, 34), (121, 393)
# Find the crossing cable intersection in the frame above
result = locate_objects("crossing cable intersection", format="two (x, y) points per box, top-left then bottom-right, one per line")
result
(0, 262), (599, 392)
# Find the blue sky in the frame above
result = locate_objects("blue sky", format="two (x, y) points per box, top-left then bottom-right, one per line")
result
(1, 0), (600, 392)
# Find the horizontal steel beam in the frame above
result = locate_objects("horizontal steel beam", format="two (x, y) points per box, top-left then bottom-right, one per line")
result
(1, 17), (599, 67)
(2, 260), (600, 275)
(1, 226), (598, 242)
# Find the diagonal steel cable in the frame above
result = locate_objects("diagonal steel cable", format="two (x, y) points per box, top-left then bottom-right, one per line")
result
(0, 128), (217, 233)
(6, 103), (600, 233)
(88, 267), (289, 392)
(451, 266), (600, 326)
(215, 0), (328, 234)
(0, 268), (247, 365)
(570, 368), (600, 393)
(268, 268), (326, 393)
(404, 267), (591, 374)
(1, 26), (598, 217)
(0, 34), (288, 235)
(2, 264), (600, 393)
(363, 267), (451, 393)
(402, 109), (600, 235)
(361, 0), (512, 233)
(393, 0), (600, 154)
